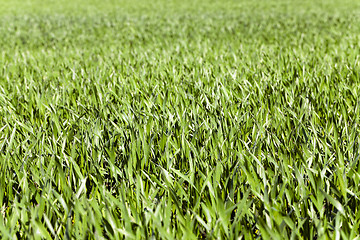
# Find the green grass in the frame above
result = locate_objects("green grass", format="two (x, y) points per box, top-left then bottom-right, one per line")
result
(1, 0), (360, 239)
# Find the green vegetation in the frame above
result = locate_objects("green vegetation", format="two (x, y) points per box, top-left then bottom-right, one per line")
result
(1, 0), (360, 238)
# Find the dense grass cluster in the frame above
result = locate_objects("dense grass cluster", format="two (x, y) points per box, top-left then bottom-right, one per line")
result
(1, 0), (360, 239)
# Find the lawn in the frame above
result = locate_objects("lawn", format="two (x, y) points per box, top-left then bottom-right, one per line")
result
(1, 0), (360, 239)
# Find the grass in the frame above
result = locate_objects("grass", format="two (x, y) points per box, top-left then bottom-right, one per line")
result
(1, 0), (360, 239)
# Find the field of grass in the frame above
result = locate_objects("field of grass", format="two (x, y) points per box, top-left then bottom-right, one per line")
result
(1, 0), (360, 239)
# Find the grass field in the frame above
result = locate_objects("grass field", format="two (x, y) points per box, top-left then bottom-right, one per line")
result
(1, 0), (360, 239)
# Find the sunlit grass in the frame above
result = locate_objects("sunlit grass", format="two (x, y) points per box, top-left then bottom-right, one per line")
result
(1, 0), (360, 239)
